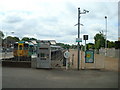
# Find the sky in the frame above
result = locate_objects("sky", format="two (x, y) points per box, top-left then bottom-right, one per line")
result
(0, 0), (119, 45)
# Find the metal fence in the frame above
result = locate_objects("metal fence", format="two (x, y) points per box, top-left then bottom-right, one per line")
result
(95, 48), (119, 58)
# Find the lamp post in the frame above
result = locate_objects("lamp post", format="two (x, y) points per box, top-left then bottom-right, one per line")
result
(77, 8), (89, 70)
(105, 16), (107, 56)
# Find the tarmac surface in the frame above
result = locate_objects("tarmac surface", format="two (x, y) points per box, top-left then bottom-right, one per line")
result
(2, 67), (118, 88)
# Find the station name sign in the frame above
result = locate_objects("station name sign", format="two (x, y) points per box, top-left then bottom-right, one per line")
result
(76, 38), (82, 42)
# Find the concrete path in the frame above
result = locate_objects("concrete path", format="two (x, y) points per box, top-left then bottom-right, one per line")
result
(2, 67), (118, 88)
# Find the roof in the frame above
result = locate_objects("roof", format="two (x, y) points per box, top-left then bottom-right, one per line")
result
(37, 40), (56, 45)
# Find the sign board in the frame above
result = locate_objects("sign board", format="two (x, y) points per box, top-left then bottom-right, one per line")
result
(85, 50), (94, 63)
(83, 35), (88, 40)
(76, 38), (82, 42)
(64, 51), (70, 58)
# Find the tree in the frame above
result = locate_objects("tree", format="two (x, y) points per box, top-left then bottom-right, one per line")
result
(71, 44), (77, 49)
(0, 31), (4, 43)
(29, 38), (37, 41)
(13, 37), (20, 42)
(94, 32), (105, 50)
(86, 43), (95, 50)
(21, 37), (37, 41)
(0, 31), (4, 39)
(3, 36), (18, 48)
(107, 40), (115, 48)
(0, 31), (4, 47)
(56, 43), (71, 49)
(21, 37), (30, 41)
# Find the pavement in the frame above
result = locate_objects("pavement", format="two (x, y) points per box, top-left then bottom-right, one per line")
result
(0, 52), (13, 60)
(0, 63), (2, 89)
(1, 50), (119, 88)
(2, 67), (118, 88)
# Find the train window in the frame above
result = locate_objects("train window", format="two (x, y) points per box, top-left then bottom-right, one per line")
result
(14, 44), (18, 50)
(29, 46), (34, 52)
(24, 44), (28, 50)
(19, 45), (23, 50)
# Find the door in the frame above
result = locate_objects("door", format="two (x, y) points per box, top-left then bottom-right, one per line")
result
(37, 44), (51, 68)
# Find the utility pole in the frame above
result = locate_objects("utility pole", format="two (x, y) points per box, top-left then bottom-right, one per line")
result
(105, 16), (107, 56)
(77, 8), (89, 70)
(77, 8), (80, 70)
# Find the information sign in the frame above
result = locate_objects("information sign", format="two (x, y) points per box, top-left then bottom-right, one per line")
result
(85, 50), (94, 63)
(64, 51), (70, 58)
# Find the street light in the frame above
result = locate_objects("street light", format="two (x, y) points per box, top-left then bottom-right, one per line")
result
(105, 16), (107, 56)
(77, 8), (89, 70)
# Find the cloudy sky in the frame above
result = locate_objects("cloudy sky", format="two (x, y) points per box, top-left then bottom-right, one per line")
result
(0, 0), (119, 45)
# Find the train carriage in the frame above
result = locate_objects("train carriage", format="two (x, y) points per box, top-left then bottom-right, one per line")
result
(13, 41), (36, 61)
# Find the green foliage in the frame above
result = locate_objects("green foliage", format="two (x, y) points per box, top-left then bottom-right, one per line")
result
(4, 36), (20, 43)
(86, 43), (95, 50)
(71, 44), (77, 49)
(21, 37), (30, 41)
(21, 37), (37, 41)
(115, 41), (120, 49)
(56, 43), (77, 49)
(13, 37), (20, 42)
(56, 43), (70, 49)
(94, 32), (105, 50)
(94, 32), (116, 53)
(107, 40), (115, 48)
(3, 36), (20, 47)
(29, 38), (37, 41)
(0, 31), (4, 40)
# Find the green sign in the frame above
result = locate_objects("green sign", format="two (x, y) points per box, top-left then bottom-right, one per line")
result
(85, 50), (94, 63)
(76, 38), (82, 42)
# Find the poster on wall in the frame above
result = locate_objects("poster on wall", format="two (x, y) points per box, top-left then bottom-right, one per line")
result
(85, 50), (94, 63)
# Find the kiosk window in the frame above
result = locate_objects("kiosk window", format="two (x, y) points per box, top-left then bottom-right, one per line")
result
(40, 53), (45, 57)
(40, 53), (49, 60)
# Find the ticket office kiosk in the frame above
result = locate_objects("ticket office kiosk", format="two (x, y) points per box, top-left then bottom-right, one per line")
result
(36, 44), (51, 68)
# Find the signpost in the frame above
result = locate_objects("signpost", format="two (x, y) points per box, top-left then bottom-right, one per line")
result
(83, 35), (88, 51)
(83, 35), (89, 69)
(64, 50), (70, 70)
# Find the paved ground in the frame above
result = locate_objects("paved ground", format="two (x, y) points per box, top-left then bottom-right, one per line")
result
(2, 67), (118, 88)
(1, 50), (119, 88)
(0, 52), (13, 59)
(0, 64), (2, 89)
